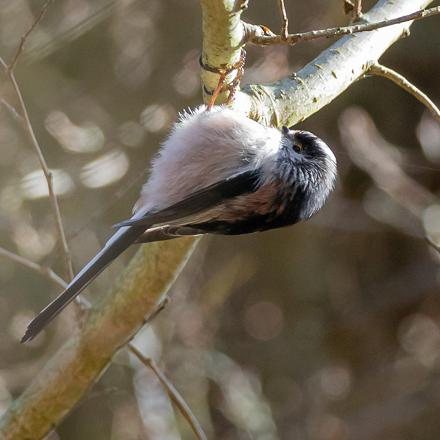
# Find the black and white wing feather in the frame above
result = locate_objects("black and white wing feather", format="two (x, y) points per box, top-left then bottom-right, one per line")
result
(114, 168), (261, 228)
(21, 168), (261, 343)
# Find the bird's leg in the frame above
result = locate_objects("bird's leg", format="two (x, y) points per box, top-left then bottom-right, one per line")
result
(225, 49), (246, 105)
(200, 49), (247, 110)
(207, 70), (227, 111)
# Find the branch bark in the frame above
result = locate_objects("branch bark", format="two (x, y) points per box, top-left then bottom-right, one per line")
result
(369, 63), (440, 123)
(200, 0), (248, 104)
(245, 6), (440, 46)
(0, 0), (435, 438)
(234, 0), (435, 126)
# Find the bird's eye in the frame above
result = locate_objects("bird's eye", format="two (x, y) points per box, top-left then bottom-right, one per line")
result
(292, 143), (302, 153)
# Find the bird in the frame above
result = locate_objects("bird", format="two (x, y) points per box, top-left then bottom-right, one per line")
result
(21, 106), (337, 343)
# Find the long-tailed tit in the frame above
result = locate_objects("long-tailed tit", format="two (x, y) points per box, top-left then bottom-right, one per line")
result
(22, 106), (336, 342)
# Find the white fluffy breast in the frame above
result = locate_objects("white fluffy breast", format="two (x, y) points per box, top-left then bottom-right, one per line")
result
(134, 106), (282, 212)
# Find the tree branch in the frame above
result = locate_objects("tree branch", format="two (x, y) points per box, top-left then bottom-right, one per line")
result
(0, 246), (67, 290)
(8, 0), (53, 72)
(245, 6), (440, 46)
(0, 247), (203, 437)
(235, 0), (436, 126)
(0, 98), (25, 126)
(0, 0), (436, 438)
(277, 0), (289, 40)
(0, 238), (198, 439)
(128, 346), (207, 440)
(199, 0), (249, 104)
(5, 70), (74, 281)
(369, 63), (440, 123)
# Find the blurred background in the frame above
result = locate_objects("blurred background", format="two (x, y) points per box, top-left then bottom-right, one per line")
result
(1, 0), (440, 439)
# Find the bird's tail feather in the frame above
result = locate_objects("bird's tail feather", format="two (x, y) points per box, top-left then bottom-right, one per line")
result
(21, 225), (145, 343)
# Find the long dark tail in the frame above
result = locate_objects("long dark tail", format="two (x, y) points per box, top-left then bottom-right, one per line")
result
(21, 225), (146, 343)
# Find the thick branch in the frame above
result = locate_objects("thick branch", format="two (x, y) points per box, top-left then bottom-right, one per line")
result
(235, 0), (436, 126)
(199, 0), (248, 104)
(0, 238), (198, 439)
(0, 247), (204, 438)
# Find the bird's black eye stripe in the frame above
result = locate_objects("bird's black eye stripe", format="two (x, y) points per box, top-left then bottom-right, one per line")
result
(292, 143), (302, 153)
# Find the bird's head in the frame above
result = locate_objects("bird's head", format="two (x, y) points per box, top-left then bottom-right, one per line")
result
(281, 125), (336, 165)
(279, 125), (337, 220)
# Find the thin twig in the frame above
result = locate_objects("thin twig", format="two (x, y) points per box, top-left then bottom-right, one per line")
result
(128, 345), (208, 440)
(277, 0), (289, 40)
(426, 236), (440, 254)
(369, 63), (440, 123)
(0, 246), (67, 289)
(0, 245), (165, 327)
(248, 6), (440, 45)
(143, 297), (170, 324)
(8, 0), (53, 72)
(6, 69), (74, 281)
(0, 0), (74, 282)
(0, 98), (25, 126)
(0, 247), (94, 310)
(352, 0), (363, 22)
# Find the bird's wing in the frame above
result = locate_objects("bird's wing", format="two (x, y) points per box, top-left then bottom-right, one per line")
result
(114, 167), (262, 228)
(22, 168), (261, 343)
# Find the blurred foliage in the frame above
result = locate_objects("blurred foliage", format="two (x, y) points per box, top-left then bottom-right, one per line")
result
(0, 0), (440, 439)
